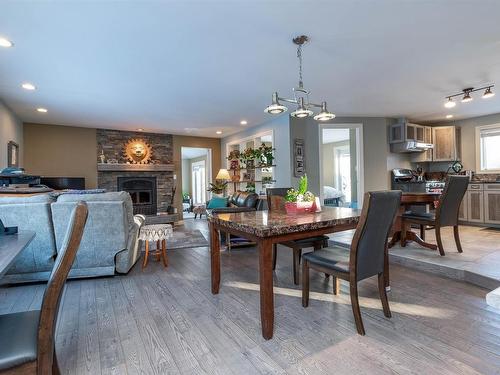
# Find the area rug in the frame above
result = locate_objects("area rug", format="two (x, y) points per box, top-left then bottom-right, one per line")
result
(167, 229), (209, 250)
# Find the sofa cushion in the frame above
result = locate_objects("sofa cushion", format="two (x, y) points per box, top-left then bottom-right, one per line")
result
(207, 196), (228, 209)
(0, 194), (55, 204)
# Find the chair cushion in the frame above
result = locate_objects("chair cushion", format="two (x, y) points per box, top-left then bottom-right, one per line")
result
(0, 310), (40, 370)
(402, 211), (436, 222)
(302, 246), (350, 274)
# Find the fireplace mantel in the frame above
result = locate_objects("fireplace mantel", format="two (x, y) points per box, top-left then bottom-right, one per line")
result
(97, 163), (174, 172)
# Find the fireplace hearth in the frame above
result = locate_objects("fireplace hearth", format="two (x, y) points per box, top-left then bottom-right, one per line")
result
(117, 176), (157, 215)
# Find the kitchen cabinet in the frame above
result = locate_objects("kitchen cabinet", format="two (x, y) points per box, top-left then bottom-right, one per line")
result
(466, 184), (484, 223)
(411, 126), (433, 162)
(432, 126), (461, 161)
(484, 184), (500, 225)
(389, 122), (428, 144)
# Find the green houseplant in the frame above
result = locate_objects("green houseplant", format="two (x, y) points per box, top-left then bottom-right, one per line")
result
(207, 181), (228, 196)
(284, 175), (316, 214)
(258, 143), (275, 167)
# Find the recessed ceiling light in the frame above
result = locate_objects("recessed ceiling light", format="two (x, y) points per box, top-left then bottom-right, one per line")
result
(36, 108), (48, 113)
(0, 37), (13, 48)
(240, 120), (247, 125)
(137, 128), (144, 131)
(21, 83), (36, 90)
(446, 114), (453, 119)
(216, 130), (222, 135)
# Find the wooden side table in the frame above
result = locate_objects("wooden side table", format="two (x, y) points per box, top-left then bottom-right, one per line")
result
(139, 224), (173, 269)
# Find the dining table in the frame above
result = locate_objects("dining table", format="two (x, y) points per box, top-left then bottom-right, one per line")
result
(388, 192), (441, 251)
(208, 206), (360, 340)
(0, 231), (36, 278)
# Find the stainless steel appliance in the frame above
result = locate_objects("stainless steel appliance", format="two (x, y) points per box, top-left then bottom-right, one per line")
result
(391, 169), (426, 193)
(390, 141), (434, 153)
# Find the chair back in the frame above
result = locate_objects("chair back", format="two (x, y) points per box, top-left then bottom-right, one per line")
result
(266, 188), (291, 212)
(37, 201), (88, 373)
(350, 191), (401, 281)
(436, 175), (469, 226)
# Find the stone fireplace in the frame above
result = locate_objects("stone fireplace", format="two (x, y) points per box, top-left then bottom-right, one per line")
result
(96, 129), (175, 214)
(117, 176), (157, 215)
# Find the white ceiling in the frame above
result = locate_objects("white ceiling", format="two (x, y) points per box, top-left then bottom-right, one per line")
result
(181, 147), (208, 159)
(1, 1), (500, 138)
(322, 129), (350, 144)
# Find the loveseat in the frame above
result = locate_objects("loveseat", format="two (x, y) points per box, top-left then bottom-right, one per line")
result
(0, 191), (144, 283)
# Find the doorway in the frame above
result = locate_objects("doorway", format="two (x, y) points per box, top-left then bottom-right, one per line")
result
(319, 124), (363, 208)
(181, 147), (212, 218)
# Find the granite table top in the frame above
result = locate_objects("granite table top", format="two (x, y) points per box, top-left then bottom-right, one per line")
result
(208, 207), (361, 238)
(0, 231), (35, 278)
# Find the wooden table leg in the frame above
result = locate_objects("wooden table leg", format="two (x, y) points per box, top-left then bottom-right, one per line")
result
(258, 238), (274, 340)
(142, 241), (149, 269)
(156, 240), (161, 262)
(161, 239), (168, 267)
(209, 221), (221, 294)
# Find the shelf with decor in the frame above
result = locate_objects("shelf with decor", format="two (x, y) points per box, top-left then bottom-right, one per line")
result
(225, 131), (276, 195)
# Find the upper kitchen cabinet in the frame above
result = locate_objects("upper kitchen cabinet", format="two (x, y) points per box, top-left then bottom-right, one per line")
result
(411, 126), (433, 162)
(432, 126), (461, 161)
(389, 122), (427, 144)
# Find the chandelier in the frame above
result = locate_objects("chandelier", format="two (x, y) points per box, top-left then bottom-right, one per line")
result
(444, 85), (495, 108)
(264, 35), (335, 121)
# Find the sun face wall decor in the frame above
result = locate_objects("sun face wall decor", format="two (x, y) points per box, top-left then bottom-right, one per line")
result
(123, 138), (153, 164)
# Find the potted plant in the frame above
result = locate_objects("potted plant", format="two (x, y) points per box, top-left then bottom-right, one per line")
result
(284, 175), (316, 214)
(227, 150), (241, 170)
(258, 143), (275, 167)
(245, 182), (256, 193)
(207, 181), (228, 196)
(240, 147), (258, 169)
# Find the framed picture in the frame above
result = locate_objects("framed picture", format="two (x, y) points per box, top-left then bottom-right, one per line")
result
(7, 141), (19, 168)
(293, 138), (305, 177)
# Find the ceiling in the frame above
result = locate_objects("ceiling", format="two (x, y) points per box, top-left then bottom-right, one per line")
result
(1, 1), (500, 138)
(181, 147), (208, 159)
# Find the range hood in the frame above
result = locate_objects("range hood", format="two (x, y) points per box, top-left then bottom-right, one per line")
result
(390, 141), (434, 153)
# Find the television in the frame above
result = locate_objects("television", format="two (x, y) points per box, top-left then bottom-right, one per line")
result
(40, 177), (85, 190)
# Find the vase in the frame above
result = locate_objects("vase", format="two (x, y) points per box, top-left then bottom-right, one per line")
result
(285, 201), (314, 214)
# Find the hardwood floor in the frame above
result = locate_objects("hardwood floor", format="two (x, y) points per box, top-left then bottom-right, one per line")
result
(1, 219), (500, 374)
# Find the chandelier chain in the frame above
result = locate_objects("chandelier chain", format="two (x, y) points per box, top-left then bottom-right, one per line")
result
(297, 44), (303, 88)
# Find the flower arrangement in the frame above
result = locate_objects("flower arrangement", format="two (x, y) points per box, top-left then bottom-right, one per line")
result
(284, 175), (316, 214)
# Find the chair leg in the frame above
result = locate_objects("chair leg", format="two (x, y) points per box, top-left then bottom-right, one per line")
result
(293, 248), (300, 285)
(333, 276), (340, 295)
(378, 273), (391, 318)
(420, 225), (425, 241)
(272, 244), (277, 270)
(435, 226), (445, 256)
(302, 260), (310, 307)
(350, 282), (365, 335)
(454, 225), (463, 253)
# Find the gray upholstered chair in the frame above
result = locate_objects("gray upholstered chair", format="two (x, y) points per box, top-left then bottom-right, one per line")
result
(301, 191), (401, 335)
(267, 188), (329, 285)
(0, 201), (88, 374)
(401, 175), (469, 256)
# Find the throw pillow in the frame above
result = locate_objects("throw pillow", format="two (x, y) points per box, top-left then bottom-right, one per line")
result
(207, 196), (228, 209)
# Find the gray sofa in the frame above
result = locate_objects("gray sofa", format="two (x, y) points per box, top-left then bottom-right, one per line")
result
(0, 191), (144, 283)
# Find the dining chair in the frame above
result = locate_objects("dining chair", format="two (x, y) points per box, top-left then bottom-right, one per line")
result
(401, 175), (469, 256)
(301, 190), (401, 335)
(267, 188), (329, 285)
(0, 201), (88, 375)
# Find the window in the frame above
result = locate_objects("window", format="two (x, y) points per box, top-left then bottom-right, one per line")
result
(477, 124), (500, 172)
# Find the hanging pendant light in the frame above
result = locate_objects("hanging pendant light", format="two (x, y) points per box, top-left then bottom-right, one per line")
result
(313, 102), (336, 121)
(444, 97), (456, 108)
(264, 35), (335, 121)
(462, 91), (473, 103)
(483, 86), (495, 99)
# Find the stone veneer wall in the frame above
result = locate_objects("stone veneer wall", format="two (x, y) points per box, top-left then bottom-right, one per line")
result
(96, 129), (174, 213)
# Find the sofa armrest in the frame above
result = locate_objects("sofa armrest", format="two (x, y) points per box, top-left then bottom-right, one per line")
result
(134, 214), (146, 227)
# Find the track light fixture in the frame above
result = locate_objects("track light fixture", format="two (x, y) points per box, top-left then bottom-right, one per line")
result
(265, 35), (335, 122)
(444, 85), (494, 108)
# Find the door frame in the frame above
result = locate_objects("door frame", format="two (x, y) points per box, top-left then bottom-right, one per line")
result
(318, 123), (364, 208)
(181, 146), (212, 204)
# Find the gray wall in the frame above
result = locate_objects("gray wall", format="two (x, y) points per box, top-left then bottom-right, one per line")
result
(221, 114), (291, 187)
(0, 100), (23, 169)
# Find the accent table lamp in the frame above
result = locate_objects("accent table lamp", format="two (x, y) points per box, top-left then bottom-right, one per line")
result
(215, 168), (231, 196)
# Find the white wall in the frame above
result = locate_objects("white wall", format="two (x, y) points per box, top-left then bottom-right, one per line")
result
(0, 100), (23, 169)
(221, 114), (291, 188)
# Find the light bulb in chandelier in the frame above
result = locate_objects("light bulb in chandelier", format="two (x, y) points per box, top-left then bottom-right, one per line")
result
(291, 98), (313, 118)
(264, 92), (287, 115)
(313, 102), (335, 121)
(444, 97), (456, 108)
(462, 89), (473, 103)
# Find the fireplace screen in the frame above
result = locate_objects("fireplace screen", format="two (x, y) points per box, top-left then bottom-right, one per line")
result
(117, 176), (157, 215)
